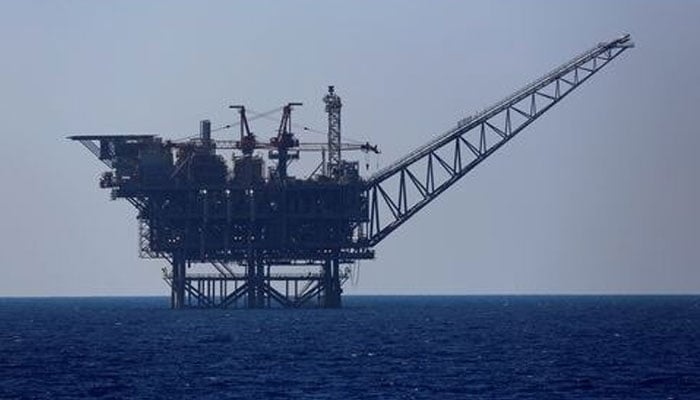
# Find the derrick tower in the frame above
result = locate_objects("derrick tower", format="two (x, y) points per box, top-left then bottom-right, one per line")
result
(70, 35), (633, 309)
(324, 85), (342, 177)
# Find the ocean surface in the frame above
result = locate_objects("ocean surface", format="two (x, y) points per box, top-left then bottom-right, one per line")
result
(1, 296), (699, 399)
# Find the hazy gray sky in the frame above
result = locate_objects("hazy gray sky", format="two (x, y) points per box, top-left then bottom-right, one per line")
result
(1, 1), (698, 296)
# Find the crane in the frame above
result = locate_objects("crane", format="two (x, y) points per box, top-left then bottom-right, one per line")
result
(362, 34), (634, 246)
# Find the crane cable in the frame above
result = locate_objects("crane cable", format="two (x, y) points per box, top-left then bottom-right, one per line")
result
(246, 108), (365, 145)
(172, 106), (284, 142)
(171, 105), (371, 150)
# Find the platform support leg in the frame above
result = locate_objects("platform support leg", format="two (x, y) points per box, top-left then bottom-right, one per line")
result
(246, 260), (257, 309)
(322, 258), (342, 308)
(171, 253), (186, 309)
(245, 257), (267, 309)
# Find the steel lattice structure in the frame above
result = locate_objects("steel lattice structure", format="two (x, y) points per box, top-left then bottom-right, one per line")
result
(324, 86), (343, 177)
(70, 35), (633, 309)
(363, 35), (634, 245)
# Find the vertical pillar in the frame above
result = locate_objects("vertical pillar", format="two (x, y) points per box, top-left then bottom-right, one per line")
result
(257, 263), (266, 308)
(246, 258), (257, 309)
(321, 257), (342, 308)
(171, 252), (186, 309)
(332, 258), (342, 308)
(321, 259), (331, 308)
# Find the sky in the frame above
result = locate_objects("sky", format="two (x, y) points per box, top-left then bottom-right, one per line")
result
(0, 0), (698, 296)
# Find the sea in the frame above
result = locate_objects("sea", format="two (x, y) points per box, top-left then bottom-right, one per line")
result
(1, 296), (699, 399)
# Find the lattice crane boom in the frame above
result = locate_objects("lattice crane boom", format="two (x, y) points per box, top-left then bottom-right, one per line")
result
(364, 34), (634, 246)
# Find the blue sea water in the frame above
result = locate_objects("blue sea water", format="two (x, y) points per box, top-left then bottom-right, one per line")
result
(1, 296), (699, 399)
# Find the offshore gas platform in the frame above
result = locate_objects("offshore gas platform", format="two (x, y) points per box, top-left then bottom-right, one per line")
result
(70, 35), (633, 309)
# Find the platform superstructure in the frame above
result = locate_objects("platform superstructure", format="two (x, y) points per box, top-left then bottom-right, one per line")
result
(71, 35), (633, 308)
